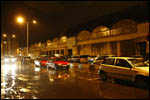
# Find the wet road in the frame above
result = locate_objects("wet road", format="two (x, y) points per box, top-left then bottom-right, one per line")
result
(1, 61), (149, 99)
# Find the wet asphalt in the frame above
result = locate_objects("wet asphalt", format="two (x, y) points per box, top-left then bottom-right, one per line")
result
(1, 61), (149, 99)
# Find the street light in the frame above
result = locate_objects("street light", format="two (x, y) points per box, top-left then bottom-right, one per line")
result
(3, 41), (7, 44)
(12, 34), (16, 38)
(2, 33), (16, 55)
(16, 16), (37, 55)
(17, 16), (24, 23)
(3, 34), (7, 38)
(33, 20), (37, 24)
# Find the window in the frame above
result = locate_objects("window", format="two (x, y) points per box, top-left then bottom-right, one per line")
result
(102, 59), (114, 65)
(116, 59), (131, 68)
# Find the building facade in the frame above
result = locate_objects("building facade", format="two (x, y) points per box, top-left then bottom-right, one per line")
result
(29, 6), (149, 58)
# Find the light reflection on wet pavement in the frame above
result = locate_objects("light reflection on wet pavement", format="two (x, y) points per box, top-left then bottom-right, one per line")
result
(1, 62), (149, 99)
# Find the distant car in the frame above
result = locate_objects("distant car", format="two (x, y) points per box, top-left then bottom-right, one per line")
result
(80, 55), (89, 64)
(144, 60), (149, 66)
(68, 55), (80, 63)
(93, 55), (116, 65)
(88, 56), (96, 64)
(46, 57), (70, 70)
(3, 56), (17, 64)
(98, 57), (149, 88)
(21, 56), (32, 64)
(133, 55), (144, 61)
(38, 57), (51, 67)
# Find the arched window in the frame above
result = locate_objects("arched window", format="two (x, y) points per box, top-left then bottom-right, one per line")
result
(52, 38), (58, 48)
(77, 30), (90, 41)
(111, 19), (137, 35)
(60, 36), (67, 43)
(46, 40), (51, 48)
(91, 26), (110, 39)
(38, 42), (41, 47)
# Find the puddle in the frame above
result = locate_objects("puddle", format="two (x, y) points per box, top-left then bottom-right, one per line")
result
(27, 86), (32, 88)
(20, 88), (31, 92)
(18, 77), (29, 81)
(27, 83), (34, 85)
(33, 90), (39, 93)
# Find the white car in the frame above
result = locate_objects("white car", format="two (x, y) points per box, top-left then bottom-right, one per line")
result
(98, 57), (149, 88)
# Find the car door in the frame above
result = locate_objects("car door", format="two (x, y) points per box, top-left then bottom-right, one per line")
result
(101, 58), (115, 77)
(113, 59), (133, 81)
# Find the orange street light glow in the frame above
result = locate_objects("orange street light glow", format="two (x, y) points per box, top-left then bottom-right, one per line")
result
(17, 16), (24, 23)
(4, 41), (7, 44)
(3, 34), (7, 37)
(33, 20), (37, 24)
(12, 34), (16, 38)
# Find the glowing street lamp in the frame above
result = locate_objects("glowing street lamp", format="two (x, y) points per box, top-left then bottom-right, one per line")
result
(3, 34), (7, 38)
(2, 33), (16, 55)
(12, 34), (16, 38)
(16, 16), (37, 55)
(33, 20), (37, 24)
(17, 16), (24, 24)
(4, 41), (7, 44)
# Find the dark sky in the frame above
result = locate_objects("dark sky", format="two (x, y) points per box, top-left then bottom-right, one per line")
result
(1, 1), (148, 47)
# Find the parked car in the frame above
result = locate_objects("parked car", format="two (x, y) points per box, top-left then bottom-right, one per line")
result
(133, 55), (144, 61)
(98, 57), (149, 88)
(93, 55), (116, 65)
(39, 57), (51, 67)
(68, 55), (80, 63)
(88, 56), (96, 64)
(21, 56), (32, 64)
(3, 56), (17, 64)
(80, 55), (89, 64)
(46, 56), (70, 70)
(144, 60), (149, 66)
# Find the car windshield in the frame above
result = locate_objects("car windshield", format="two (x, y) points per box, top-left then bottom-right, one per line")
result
(56, 57), (67, 61)
(41, 57), (49, 60)
(128, 59), (148, 67)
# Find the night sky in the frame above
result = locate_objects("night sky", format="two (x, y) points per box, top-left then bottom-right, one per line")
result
(1, 1), (148, 47)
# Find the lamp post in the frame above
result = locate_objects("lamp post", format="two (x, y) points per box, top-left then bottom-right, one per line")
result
(17, 16), (37, 55)
(3, 41), (7, 56)
(27, 22), (29, 55)
(2, 33), (16, 56)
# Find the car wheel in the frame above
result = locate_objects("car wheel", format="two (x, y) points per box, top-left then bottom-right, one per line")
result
(135, 77), (147, 88)
(100, 71), (107, 81)
(66, 66), (69, 70)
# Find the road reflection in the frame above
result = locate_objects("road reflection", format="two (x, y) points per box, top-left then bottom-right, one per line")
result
(47, 69), (70, 83)
(1, 63), (17, 99)
(98, 81), (149, 99)
(1, 62), (149, 99)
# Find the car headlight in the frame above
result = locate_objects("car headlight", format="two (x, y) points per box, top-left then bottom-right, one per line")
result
(4, 58), (9, 63)
(11, 58), (16, 62)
